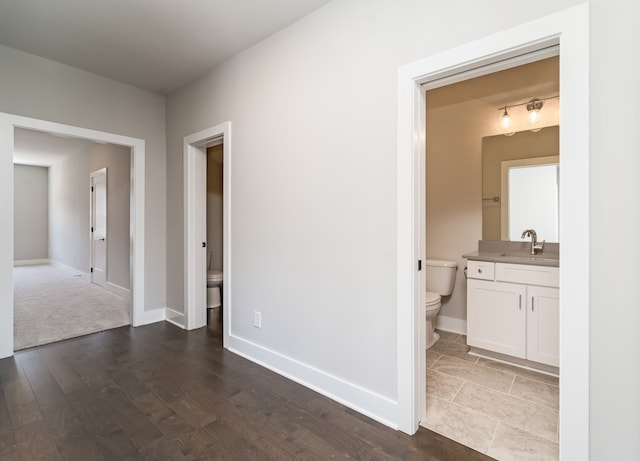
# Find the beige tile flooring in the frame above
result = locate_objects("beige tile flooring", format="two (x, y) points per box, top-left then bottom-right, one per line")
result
(422, 330), (559, 461)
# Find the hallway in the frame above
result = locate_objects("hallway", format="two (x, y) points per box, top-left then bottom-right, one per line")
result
(0, 322), (494, 460)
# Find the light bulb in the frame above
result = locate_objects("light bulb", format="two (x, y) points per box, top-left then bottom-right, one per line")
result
(526, 99), (543, 124)
(501, 107), (510, 129)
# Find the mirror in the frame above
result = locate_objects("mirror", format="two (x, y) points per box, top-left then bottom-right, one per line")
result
(482, 126), (559, 242)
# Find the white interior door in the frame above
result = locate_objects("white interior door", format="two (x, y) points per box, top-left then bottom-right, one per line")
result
(91, 168), (107, 287)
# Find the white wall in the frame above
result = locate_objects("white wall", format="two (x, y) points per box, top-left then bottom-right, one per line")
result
(13, 164), (48, 261)
(0, 44), (166, 310)
(165, 0), (596, 427)
(589, 0), (640, 458)
(49, 143), (130, 289)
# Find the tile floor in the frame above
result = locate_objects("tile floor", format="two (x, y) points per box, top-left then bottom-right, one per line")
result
(422, 330), (559, 461)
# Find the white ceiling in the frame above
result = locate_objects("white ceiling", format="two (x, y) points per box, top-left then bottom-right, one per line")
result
(13, 128), (106, 167)
(0, 0), (331, 94)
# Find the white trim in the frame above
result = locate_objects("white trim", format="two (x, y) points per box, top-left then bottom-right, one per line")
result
(420, 45), (559, 93)
(139, 307), (166, 326)
(165, 307), (186, 329)
(227, 333), (398, 429)
(13, 259), (50, 266)
(41, 259), (130, 299)
(49, 259), (90, 276)
(0, 112), (146, 359)
(184, 122), (231, 345)
(90, 167), (108, 287)
(48, 260), (78, 273)
(105, 282), (130, 300)
(434, 315), (467, 336)
(396, 4), (589, 459)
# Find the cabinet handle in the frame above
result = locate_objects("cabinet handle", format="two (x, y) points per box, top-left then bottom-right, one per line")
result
(532, 297), (535, 312)
(478, 268), (483, 274)
(519, 294), (522, 310)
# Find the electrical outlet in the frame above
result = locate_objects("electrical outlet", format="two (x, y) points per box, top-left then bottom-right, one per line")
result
(254, 311), (262, 328)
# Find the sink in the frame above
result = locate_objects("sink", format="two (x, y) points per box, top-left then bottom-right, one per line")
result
(502, 252), (558, 259)
(499, 252), (559, 264)
(463, 240), (560, 267)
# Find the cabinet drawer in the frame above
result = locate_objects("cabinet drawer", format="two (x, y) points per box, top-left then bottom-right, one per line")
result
(467, 261), (495, 280)
(495, 263), (559, 287)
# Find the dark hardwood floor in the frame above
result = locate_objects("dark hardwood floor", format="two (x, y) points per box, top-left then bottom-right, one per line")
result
(0, 310), (495, 460)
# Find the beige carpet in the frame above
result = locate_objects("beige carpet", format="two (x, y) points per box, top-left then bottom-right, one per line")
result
(13, 264), (131, 351)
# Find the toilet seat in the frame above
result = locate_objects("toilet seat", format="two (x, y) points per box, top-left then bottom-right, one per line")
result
(207, 271), (223, 283)
(425, 291), (441, 309)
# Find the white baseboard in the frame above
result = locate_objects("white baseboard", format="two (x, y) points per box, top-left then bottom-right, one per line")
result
(137, 307), (166, 326)
(14, 258), (50, 266)
(105, 282), (130, 300)
(165, 308), (186, 329)
(226, 334), (399, 431)
(49, 259), (89, 276)
(435, 315), (467, 335)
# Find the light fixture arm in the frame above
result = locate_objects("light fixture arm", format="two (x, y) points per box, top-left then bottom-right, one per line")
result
(526, 98), (544, 112)
(498, 95), (558, 112)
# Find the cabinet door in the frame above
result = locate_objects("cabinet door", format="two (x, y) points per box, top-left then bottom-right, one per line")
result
(526, 286), (560, 366)
(467, 279), (526, 358)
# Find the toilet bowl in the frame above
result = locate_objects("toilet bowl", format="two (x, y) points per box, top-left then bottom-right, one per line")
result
(425, 259), (458, 349)
(206, 251), (223, 308)
(207, 271), (223, 308)
(425, 291), (442, 349)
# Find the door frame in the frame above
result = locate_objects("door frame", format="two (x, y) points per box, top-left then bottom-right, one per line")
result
(90, 167), (108, 286)
(396, 4), (589, 458)
(184, 121), (231, 342)
(0, 113), (146, 358)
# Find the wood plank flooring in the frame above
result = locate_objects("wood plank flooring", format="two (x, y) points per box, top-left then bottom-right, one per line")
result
(0, 314), (495, 460)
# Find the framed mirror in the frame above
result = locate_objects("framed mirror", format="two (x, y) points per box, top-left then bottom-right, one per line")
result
(501, 156), (559, 241)
(482, 126), (559, 242)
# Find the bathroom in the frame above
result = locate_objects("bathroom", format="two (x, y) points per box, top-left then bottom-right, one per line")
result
(206, 143), (224, 328)
(423, 55), (560, 459)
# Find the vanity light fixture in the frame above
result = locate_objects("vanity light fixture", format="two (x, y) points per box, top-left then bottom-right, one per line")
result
(497, 95), (558, 135)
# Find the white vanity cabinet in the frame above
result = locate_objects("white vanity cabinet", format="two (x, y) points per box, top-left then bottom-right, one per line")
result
(466, 260), (559, 367)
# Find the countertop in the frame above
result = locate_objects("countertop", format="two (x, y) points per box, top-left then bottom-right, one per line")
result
(463, 240), (559, 267)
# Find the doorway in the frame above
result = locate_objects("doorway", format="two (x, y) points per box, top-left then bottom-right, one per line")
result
(183, 122), (231, 345)
(395, 4), (589, 458)
(422, 55), (561, 456)
(90, 167), (108, 287)
(0, 113), (146, 359)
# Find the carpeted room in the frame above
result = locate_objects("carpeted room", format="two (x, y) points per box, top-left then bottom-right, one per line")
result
(13, 131), (132, 350)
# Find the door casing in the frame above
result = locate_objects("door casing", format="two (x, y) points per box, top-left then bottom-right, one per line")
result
(184, 121), (231, 343)
(90, 167), (108, 287)
(0, 113), (146, 359)
(396, 4), (589, 459)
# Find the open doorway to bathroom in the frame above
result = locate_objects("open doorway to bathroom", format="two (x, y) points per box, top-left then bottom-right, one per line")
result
(422, 55), (561, 458)
(206, 142), (224, 334)
(183, 121), (231, 346)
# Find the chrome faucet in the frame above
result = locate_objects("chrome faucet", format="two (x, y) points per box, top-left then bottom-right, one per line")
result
(521, 229), (545, 255)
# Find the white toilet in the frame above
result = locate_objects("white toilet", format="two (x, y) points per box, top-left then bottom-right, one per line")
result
(425, 259), (458, 349)
(206, 251), (223, 308)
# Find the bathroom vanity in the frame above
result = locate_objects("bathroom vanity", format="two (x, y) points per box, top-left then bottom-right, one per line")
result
(464, 241), (559, 373)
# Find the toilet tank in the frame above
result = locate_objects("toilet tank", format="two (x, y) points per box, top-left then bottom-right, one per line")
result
(425, 259), (458, 296)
